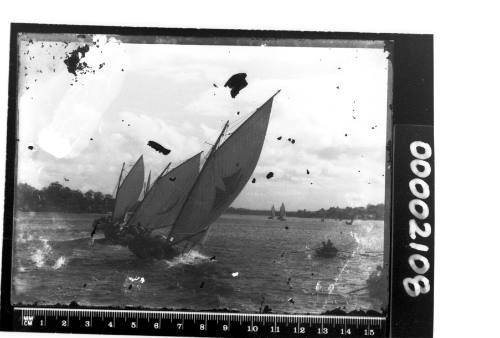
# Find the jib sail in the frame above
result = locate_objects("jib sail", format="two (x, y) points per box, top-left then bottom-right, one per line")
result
(112, 155), (144, 221)
(127, 152), (201, 231)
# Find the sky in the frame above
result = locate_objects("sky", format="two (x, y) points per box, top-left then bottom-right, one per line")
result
(16, 34), (390, 211)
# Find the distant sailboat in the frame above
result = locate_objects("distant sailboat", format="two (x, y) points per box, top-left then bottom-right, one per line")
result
(268, 205), (276, 219)
(278, 203), (286, 221)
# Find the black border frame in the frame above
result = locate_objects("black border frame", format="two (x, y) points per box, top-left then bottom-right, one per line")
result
(1, 23), (433, 337)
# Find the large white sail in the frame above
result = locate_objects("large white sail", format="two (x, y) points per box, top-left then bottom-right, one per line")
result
(112, 156), (144, 221)
(168, 92), (279, 249)
(271, 205), (276, 218)
(127, 153), (201, 231)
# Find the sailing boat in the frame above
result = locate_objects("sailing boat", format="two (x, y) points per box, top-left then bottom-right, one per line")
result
(268, 205), (276, 219)
(278, 202), (286, 221)
(92, 90), (280, 258)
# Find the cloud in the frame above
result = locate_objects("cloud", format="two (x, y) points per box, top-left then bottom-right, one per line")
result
(17, 37), (389, 209)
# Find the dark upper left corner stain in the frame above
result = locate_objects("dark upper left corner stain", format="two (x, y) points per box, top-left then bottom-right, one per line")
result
(64, 44), (91, 76)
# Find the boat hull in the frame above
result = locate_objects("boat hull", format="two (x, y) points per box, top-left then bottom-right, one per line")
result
(97, 219), (180, 259)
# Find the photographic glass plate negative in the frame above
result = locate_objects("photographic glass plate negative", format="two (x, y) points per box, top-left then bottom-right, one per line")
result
(1, 24), (434, 337)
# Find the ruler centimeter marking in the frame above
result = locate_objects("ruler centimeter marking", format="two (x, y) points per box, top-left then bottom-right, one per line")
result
(15, 307), (386, 337)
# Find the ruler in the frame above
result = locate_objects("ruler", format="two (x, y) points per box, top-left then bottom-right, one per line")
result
(15, 307), (386, 337)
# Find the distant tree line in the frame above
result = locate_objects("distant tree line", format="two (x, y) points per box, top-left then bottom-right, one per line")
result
(228, 203), (385, 220)
(16, 182), (385, 220)
(16, 182), (115, 213)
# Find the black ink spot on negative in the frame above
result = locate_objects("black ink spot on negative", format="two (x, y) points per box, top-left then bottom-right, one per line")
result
(90, 138), (93, 141)
(291, 139), (296, 144)
(209, 255), (216, 261)
(345, 133), (348, 137)
(83, 283), (87, 288)
(310, 182), (313, 185)
(224, 73), (248, 98)
(307, 169), (310, 175)
(252, 178), (256, 183)
(147, 141), (171, 155)
(266, 172), (274, 179)
(285, 226), (289, 230)
(236, 111), (240, 115)
(199, 281), (205, 288)
(336, 86), (340, 89)
(213, 83), (218, 88)
(277, 136), (282, 140)
(287, 138), (291, 142)
(64, 44), (90, 76)
(27, 146), (34, 150)
(169, 177), (177, 182)
(98, 62), (105, 69)
(288, 297), (295, 304)
(128, 284), (132, 290)
(121, 69), (124, 72)
(127, 124), (130, 126)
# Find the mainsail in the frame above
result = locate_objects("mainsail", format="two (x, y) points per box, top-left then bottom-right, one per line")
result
(168, 91), (279, 249)
(126, 153), (201, 231)
(270, 205), (276, 218)
(113, 156), (145, 221)
(279, 203), (286, 218)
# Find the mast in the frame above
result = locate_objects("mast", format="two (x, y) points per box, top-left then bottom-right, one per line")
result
(159, 162), (172, 178)
(111, 162), (125, 219)
(116, 162), (125, 197)
(209, 120), (230, 159)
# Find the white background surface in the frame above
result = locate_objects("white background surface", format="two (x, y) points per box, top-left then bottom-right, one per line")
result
(1, 1), (499, 337)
